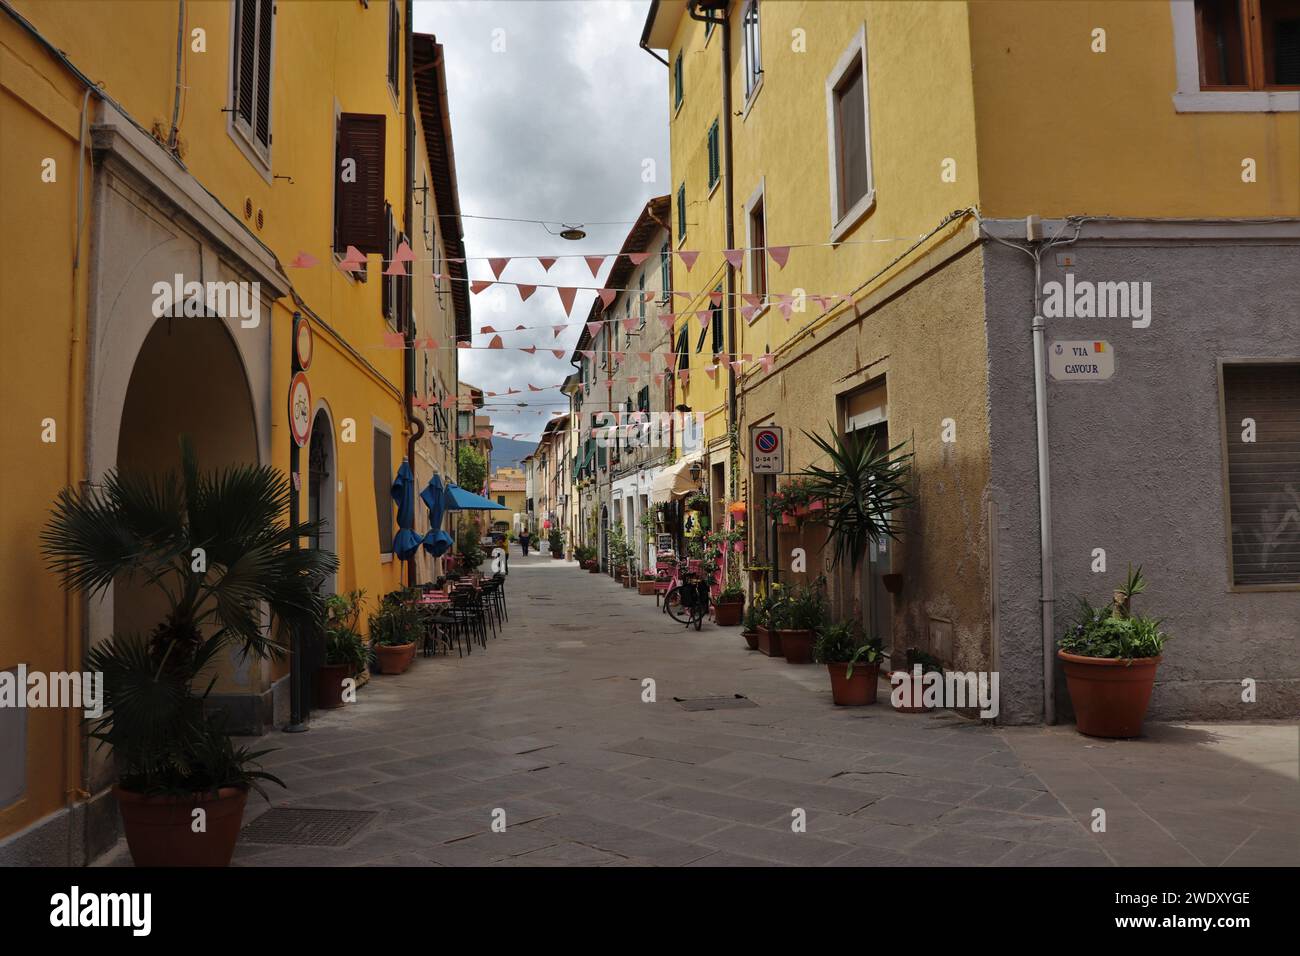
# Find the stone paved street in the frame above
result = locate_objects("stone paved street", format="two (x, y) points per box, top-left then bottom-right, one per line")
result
(100, 551), (1300, 868)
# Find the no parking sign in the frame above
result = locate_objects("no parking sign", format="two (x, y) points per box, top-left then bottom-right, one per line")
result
(750, 425), (783, 474)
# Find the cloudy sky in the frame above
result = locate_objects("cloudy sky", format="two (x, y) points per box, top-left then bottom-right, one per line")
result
(413, 0), (669, 442)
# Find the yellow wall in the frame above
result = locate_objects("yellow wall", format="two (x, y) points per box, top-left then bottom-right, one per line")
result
(968, 0), (1300, 218)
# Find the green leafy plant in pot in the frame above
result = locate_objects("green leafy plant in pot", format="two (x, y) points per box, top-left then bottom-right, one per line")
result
(368, 589), (422, 675)
(740, 602), (763, 650)
(549, 526), (564, 558)
(1057, 565), (1168, 738)
(778, 580), (828, 664)
(41, 437), (336, 866)
(815, 623), (884, 705)
(757, 585), (787, 657)
(318, 589), (367, 709)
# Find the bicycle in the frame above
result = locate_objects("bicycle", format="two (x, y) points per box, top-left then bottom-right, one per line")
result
(664, 564), (710, 630)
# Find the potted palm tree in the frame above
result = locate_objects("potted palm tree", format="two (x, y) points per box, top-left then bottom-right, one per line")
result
(815, 623), (883, 705)
(41, 437), (335, 867)
(368, 590), (420, 674)
(1058, 566), (1169, 738)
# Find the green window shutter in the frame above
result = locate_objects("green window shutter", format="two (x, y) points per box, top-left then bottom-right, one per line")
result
(674, 53), (683, 108)
(707, 121), (719, 187)
(676, 184), (686, 241)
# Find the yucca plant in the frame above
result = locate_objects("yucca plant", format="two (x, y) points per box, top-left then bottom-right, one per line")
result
(800, 425), (914, 570)
(40, 436), (337, 796)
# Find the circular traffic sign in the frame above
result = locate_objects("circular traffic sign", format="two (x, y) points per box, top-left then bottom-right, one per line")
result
(755, 429), (779, 453)
(288, 372), (312, 447)
(294, 316), (314, 371)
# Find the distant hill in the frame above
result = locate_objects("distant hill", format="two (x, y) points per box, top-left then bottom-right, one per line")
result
(488, 437), (538, 472)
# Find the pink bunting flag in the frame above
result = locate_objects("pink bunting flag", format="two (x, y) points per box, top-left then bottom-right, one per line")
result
(340, 246), (366, 269)
(741, 293), (761, 308)
(290, 251), (319, 269)
(552, 349), (566, 359)
(488, 335), (503, 349)
(677, 369), (690, 383)
(537, 257), (557, 271)
(723, 249), (745, 269)
(611, 351), (625, 363)
(643, 292), (656, 305)
(585, 256), (606, 278)
(586, 321), (602, 338)
(598, 288), (616, 308)
(520, 346), (537, 355)
(740, 304), (758, 323)
(705, 365), (719, 382)
(394, 240), (415, 263)
(383, 332), (405, 348)
(778, 295), (794, 320)
(480, 324), (497, 333)
(412, 396), (426, 409)
(663, 353), (678, 370)
(729, 360), (744, 373)
(517, 284), (537, 302)
(528, 384), (544, 392)
(622, 317), (636, 332)
(580, 349), (595, 361)
(654, 373), (665, 385)
(457, 341), (471, 348)
(658, 314), (676, 331)
(507, 388), (520, 395)
(673, 291), (692, 303)
(557, 287), (577, 316)
(677, 250), (700, 271)
(486, 391), (497, 397)
(627, 376), (639, 384)
(695, 309), (711, 328)
(709, 291), (723, 307)
(552, 324), (566, 338)
(637, 352), (652, 362)
(383, 257), (407, 276)
(767, 245), (790, 269)
(421, 338), (439, 350)
(628, 252), (650, 266)
(515, 324), (527, 330)
(470, 280), (494, 294)
(488, 257), (510, 279)
(812, 294), (832, 312)
(759, 353), (776, 372)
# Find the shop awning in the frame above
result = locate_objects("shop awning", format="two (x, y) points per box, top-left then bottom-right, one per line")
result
(649, 452), (702, 503)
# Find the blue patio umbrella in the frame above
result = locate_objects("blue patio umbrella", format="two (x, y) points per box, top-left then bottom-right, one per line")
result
(420, 473), (453, 557)
(442, 482), (508, 512)
(391, 459), (423, 561)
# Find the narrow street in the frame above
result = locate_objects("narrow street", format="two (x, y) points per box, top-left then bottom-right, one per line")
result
(100, 552), (1297, 869)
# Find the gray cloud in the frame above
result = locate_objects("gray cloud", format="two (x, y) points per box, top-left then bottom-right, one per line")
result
(414, 0), (668, 442)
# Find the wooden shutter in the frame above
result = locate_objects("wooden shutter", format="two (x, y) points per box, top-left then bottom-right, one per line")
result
(334, 113), (387, 254)
(373, 428), (394, 554)
(235, 1), (257, 127)
(254, 0), (273, 146)
(1224, 363), (1300, 586)
(382, 205), (394, 321)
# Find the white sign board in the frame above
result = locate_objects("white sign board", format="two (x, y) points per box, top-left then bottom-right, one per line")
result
(750, 425), (784, 474)
(1049, 340), (1114, 382)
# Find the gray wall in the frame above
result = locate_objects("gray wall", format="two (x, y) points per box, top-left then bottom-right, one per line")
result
(984, 237), (1300, 725)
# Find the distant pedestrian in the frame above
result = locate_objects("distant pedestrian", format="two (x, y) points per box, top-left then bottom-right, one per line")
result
(519, 529), (530, 555)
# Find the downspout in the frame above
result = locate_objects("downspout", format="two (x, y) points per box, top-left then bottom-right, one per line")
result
(402, 0), (423, 587)
(166, 0), (185, 151)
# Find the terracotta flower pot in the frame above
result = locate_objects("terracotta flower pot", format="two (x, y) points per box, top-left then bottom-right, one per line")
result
(779, 629), (815, 664)
(638, 580), (656, 595)
(589, 565), (600, 574)
(713, 600), (743, 626)
(756, 625), (783, 657)
(826, 662), (880, 706)
(315, 663), (351, 709)
(741, 629), (759, 650)
(375, 642), (415, 675)
(1059, 650), (1162, 738)
(888, 670), (933, 712)
(114, 785), (248, 867)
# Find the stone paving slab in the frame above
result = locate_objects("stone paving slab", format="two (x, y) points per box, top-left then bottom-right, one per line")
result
(90, 552), (1300, 868)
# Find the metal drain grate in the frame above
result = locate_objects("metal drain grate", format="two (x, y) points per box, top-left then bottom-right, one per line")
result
(241, 808), (377, 847)
(674, 694), (757, 712)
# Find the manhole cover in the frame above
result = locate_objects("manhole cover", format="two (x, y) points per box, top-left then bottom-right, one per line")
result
(674, 694), (757, 712)
(241, 808), (377, 847)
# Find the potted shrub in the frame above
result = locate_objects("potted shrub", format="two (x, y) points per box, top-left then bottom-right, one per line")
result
(778, 581), (827, 664)
(740, 603), (762, 650)
(638, 572), (657, 596)
(756, 587), (786, 657)
(317, 589), (367, 709)
(549, 527), (564, 559)
(889, 648), (943, 713)
(713, 585), (745, 626)
(815, 624), (883, 706)
(1058, 566), (1168, 738)
(41, 437), (334, 866)
(368, 590), (420, 675)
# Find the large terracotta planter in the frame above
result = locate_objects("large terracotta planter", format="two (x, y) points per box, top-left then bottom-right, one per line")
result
(713, 600), (743, 626)
(315, 663), (351, 709)
(1059, 650), (1161, 738)
(756, 625), (783, 657)
(741, 629), (759, 650)
(779, 628), (815, 664)
(114, 785), (248, 867)
(638, 580), (656, 596)
(374, 642), (415, 675)
(888, 670), (933, 712)
(827, 662), (880, 706)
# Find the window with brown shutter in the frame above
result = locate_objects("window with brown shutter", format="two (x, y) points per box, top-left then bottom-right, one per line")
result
(382, 204), (395, 324)
(387, 0), (401, 96)
(1196, 0), (1300, 90)
(231, 0), (275, 163)
(334, 113), (387, 255)
(373, 427), (394, 555)
(1221, 362), (1300, 587)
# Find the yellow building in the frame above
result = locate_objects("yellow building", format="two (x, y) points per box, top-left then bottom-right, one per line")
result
(0, 1), (468, 863)
(642, 1), (1299, 725)
(489, 466), (527, 531)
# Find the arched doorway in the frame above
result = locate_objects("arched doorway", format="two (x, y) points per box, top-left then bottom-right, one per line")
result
(307, 408), (337, 596)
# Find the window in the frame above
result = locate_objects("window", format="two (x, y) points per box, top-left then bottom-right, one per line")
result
(711, 286), (724, 355)
(230, 0), (275, 167)
(638, 273), (646, 325)
(373, 425), (394, 554)
(387, 0), (401, 96)
(334, 113), (388, 255)
(677, 327), (689, 369)
(743, 0), (763, 99)
(497, 496), (506, 506)
(674, 52), (684, 110)
(676, 183), (687, 242)
(826, 28), (875, 241)
(1195, 0), (1300, 88)
(707, 119), (721, 189)
(1220, 362), (1300, 587)
(746, 188), (767, 303)
(660, 241), (672, 300)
